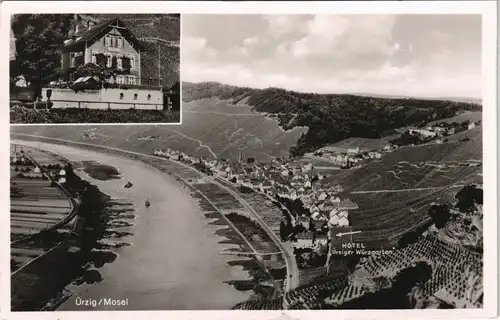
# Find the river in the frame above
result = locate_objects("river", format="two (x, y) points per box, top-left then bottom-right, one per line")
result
(12, 140), (252, 310)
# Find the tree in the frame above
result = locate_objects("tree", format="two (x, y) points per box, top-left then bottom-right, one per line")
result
(455, 185), (483, 213)
(171, 81), (180, 94)
(72, 63), (114, 86)
(428, 204), (451, 229)
(247, 157), (255, 164)
(11, 14), (73, 98)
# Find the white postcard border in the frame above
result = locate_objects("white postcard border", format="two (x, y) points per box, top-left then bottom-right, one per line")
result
(0, 1), (497, 319)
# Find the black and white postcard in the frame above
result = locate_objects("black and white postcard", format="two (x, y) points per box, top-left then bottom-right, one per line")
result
(1, 1), (497, 320)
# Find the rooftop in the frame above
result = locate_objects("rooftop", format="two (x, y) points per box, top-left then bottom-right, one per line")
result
(64, 17), (143, 52)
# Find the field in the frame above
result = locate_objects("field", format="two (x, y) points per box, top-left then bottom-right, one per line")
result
(180, 98), (308, 161)
(10, 145), (73, 272)
(347, 235), (483, 308)
(322, 128), (483, 248)
(236, 234), (483, 309)
(427, 111), (482, 126)
(10, 98), (307, 161)
(10, 107), (180, 124)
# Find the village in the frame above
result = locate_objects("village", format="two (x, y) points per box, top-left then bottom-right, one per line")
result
(313, 119), (480, 169)
(151, 118), (480, 261)
(152, 146), (364, 257)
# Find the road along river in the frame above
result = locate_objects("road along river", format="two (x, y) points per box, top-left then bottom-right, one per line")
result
(12, 140), (251, 310)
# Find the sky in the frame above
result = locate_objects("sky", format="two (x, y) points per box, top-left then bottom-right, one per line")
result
(182, 14), (482, 99)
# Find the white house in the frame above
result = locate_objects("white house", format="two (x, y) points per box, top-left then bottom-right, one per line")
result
(309, 204), (320, 214)
(314, 234), (328, 248)
(338, 210), (348, 218)
(338, 216), (349, 227)
(318, 192), (328, 201)
(468, 122), (476, 130)
(347, 147), (360, 155)
(304, 180), (312, 189)
(311, 211), (322, 220)
(34, 167), (41, 173)
(302, 163), (313, 172)
(294, 232), (314, 249)
(329, 208), (339, 217)
(409, 128), (437, 138)
(329, 214), (340, 226)
(329, 196), (341, 205)
(59, 169), (66, 176)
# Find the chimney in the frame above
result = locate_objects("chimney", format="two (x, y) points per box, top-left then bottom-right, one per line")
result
(75, 24), (79, 34)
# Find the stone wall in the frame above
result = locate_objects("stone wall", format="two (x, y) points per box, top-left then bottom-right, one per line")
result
(41, 88), (163, 110)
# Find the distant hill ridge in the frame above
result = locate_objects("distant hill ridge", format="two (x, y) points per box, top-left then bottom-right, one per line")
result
(182, 81), (482, 156)
(353, 92), (482, 105)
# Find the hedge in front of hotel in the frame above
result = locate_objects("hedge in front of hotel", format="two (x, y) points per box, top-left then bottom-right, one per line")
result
(10, 106), (180, 124)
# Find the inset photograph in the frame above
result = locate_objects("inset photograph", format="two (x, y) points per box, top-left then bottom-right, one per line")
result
(10, 14), (180, 124)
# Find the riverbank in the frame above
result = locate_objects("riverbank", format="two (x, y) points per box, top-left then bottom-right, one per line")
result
(11, 159), (133, 311)
(12, 139), (257, 310)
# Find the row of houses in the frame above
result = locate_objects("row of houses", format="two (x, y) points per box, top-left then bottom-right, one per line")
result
(152, 147), (360, 252)
(316, 144), (396, 167)
(409, 121), (477, 138)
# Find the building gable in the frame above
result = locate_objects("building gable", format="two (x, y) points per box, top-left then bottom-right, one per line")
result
(64, 17), (143, 53)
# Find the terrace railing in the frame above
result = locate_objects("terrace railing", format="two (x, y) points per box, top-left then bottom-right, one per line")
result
(47, 99), (163, 110)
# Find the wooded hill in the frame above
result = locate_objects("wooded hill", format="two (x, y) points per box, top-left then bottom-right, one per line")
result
(183, 82), (482, 156)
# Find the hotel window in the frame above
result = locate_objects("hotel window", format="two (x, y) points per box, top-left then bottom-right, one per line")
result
(134, 93), (138, 100)
(117, 75), (125, 84)
(117, 37), (123, 48)
(147, 94), (151, 101)
(91, 52), (97, 64)
(130, 57), (135, 70)
(119, 93), (124, 100)
(106, 55), (112, 67)
(111, 36), (116, 47)
(104, 35), (110, 46)
(117, 57), (122, 69)
(128, 76), (136, 85)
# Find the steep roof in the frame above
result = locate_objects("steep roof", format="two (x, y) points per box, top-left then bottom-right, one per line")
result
(337, 198), (359, 210)
(64, 17), (143, 52)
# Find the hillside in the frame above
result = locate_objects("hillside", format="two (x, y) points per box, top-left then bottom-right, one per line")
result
(319, 127), (482, 248)
(10, 111), (306, 162)
(183, 82), (481, 156)
(71, 14), (180, 87)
